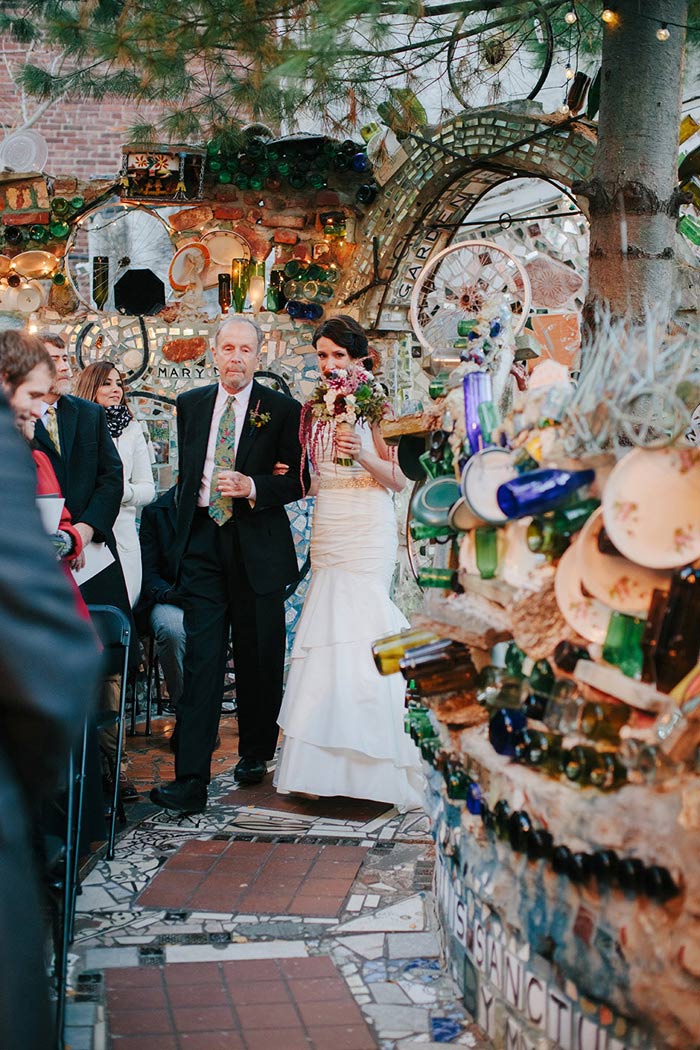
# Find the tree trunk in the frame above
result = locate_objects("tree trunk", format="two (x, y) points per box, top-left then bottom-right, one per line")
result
(581, 0), (687, 324)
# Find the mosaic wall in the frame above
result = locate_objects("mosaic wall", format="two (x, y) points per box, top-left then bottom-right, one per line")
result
(335, 107), (597, 332)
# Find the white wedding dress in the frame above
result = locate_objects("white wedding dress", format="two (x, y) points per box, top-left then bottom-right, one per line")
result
(275, 422), (425, 810)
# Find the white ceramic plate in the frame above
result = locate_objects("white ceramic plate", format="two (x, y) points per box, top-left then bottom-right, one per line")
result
(501, 518), (552, 591)
(14, 283), (43, 313)
(601, 447), (700, 569)
(168, 242), (210, 291)
(577, 508), (671, 616)
(448, 497), (484, 532)
(200, 230), (252, 287)
(554, 542), (612, 644)
(461, 447), (517, 525)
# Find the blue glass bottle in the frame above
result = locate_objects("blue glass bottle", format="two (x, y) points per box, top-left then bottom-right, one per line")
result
(489, 708), (527, 756)
(496, 468), (595, 520)
(286, 300), (324, 321)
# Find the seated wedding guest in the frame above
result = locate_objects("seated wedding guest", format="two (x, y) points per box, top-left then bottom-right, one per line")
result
(0, 387), (101, 1050)
(136, 484), (185, 710)
(74, 361), (156, 607)
(0, 332), (85, 610)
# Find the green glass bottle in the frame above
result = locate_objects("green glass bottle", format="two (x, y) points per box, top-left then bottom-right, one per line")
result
(28, 224), (49, 243)
(551, 497), (600, 534)
(475, 526), (498, 580)
(49, 220), (70, 240)
(410, 522), (455, 541)
(526, 518), (570, 559)
(51, 197), (69, 216)
(416, 568), (461, 592)
(528, 659), (554, 697)
(602, 611), (645, 678)
(70, 195), (85, 211)
(504, 641), (527, 678)
(447, 768), (470, 801)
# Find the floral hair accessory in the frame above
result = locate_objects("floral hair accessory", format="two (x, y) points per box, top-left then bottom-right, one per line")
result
(249, 401), (271, 429)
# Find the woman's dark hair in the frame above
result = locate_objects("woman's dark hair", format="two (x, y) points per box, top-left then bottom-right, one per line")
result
(0, 330), (55, 392)
(311, 315), (378, 371)
(73, 360), (132, 417)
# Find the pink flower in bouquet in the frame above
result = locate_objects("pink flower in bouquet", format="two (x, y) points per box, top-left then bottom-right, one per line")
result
(299, 367), (389, 478)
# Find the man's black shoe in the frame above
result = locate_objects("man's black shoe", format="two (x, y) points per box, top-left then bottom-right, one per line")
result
(234, 757), (267, 784)
(150, 777), (207, 814)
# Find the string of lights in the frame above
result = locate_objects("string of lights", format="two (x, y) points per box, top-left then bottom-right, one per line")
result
(572, 1), (700, 38)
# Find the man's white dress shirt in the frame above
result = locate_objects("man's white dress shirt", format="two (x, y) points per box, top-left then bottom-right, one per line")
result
(198, 380), (257, 507)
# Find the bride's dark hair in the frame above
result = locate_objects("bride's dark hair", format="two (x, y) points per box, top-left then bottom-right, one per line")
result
(311, 315), (378, 371)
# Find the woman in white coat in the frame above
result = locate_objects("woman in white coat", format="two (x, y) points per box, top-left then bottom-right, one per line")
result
(74, 362), (155, 606)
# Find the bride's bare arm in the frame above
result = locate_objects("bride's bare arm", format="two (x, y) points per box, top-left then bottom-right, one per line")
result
(352, 424), (406, 493)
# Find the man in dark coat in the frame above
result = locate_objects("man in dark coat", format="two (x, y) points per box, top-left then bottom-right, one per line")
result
(150, 316), (307, 814)
(0, 391), (101, 1050)
(32, 332), (130, 612)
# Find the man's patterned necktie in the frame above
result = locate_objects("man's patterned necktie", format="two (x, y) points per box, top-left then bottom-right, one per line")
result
(208, 395), (236, 525)
(45, 404), (61, 454)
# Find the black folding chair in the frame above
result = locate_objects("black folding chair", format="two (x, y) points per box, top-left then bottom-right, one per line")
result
(43, 712), (89, 1050)
(86, 604), (131, 861)
(127, 631), (167, 736)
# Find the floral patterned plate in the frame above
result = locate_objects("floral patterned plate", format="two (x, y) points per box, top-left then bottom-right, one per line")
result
(554, 542), (611, 644)
(601, 447), (700, 569)
(577, 508), (671, 616)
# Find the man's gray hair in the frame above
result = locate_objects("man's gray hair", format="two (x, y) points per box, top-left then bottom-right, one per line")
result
(215, 315), (264, 353)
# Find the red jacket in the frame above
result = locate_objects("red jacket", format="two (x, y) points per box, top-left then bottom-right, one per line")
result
(32, 449), (90, 622)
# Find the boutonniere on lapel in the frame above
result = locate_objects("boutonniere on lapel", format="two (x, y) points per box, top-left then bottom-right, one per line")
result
(249, 400), (271, 431)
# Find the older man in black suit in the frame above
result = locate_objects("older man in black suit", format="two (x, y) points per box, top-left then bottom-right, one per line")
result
(150, 316), (307, 814)
(0, 391), (101, 1050)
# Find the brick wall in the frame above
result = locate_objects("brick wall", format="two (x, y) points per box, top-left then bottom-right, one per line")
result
(0, 35), (170, 177)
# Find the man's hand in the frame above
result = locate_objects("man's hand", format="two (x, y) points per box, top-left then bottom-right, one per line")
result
(273, 461), (289, 476)
(216, 470), (253, 498)
(74, 522), (94, 548)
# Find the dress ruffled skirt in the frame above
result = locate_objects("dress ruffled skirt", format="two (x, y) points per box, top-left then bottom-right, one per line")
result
(275, 484), (425, 811)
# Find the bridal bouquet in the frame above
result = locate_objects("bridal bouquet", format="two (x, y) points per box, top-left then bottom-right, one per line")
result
(300, 367), (389, 469)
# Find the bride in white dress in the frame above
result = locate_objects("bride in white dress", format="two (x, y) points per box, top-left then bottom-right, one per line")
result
(275, 317), (424, 810)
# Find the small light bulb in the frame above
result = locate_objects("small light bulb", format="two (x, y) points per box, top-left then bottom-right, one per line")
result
(601, 7), (616, 23)
(656, 23), (670, 41)
(560, 103), (571, 115)
(565, 65), (575, 80)
(564, 9), (577, 24)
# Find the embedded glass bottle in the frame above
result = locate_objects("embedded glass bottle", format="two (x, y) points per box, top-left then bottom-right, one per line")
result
(371, 627), (439, 676)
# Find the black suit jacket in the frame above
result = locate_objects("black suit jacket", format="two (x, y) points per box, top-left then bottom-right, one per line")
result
(0, 393), (101, 801)
(33, 394), (123, 548)
(175, 379), (308, 595)
(136, 485), (179, 619)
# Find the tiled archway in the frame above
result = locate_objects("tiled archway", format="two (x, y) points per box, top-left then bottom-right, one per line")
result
(338, 107), (597, 327)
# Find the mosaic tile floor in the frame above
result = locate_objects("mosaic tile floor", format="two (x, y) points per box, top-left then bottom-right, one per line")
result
(65, 717), (490, 1050)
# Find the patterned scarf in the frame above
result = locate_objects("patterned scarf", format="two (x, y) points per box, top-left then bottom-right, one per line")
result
(105, 403), (132, 439)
